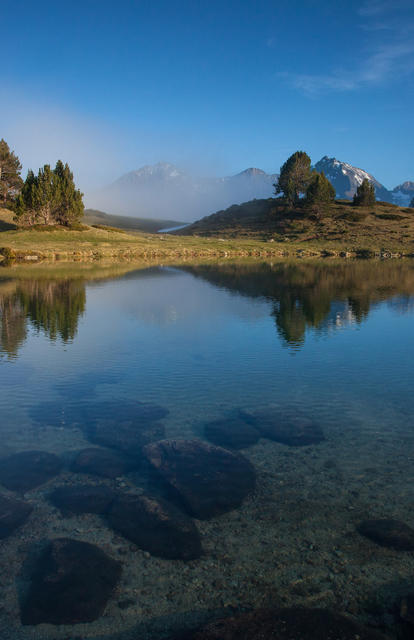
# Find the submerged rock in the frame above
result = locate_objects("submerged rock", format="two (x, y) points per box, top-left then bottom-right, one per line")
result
(0, 494), (33, 539)
(85, 401), (168, 455)
(50, 484), (116, 515)
(108, 493), (202, 560)
(0, 451), (62, 492)
(89, 420), (165, 456)
(173, 607), (387, 639)
(204, 417), (260, 449)
(29, 400), (85, 428)
(240, 406), (325, 446)
(71, 447), (134, 479)
(357, 519), (414, 550)
(143, 439), (256, 519)
(21, 538), (122, 625)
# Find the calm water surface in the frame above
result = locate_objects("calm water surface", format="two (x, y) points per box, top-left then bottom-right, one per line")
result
(1, 260), (414, 639)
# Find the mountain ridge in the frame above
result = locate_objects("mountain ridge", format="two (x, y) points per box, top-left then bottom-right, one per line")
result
(87, 157), (412, 221)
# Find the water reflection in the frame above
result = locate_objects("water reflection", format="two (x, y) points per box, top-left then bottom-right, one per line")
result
(1, 261), (414, 356)
(1, 260), (414, 639)
(0, 279), (85, 357)
(179, 261), (414, 346)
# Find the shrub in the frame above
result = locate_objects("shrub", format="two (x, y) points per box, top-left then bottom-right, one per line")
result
(376, 213), (404, 221)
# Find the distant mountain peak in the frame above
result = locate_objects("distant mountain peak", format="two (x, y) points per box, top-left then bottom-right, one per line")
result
(393, 181), (414, 193)
(236, 167), (267, 177)
(314, 156), (390, 201)
(130, 161), (184, 178)
(112, 162), (188, 188)
(391, 181), (414, 205)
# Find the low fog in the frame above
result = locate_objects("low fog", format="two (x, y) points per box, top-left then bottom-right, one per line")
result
(2, 91), (278, 224)
(88, 164), (278, 223)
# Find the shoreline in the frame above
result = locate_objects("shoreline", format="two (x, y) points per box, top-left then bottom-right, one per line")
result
(1, 245), (413, 264)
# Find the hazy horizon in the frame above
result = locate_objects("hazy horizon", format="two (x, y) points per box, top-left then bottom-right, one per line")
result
(2, 0), (413, 218)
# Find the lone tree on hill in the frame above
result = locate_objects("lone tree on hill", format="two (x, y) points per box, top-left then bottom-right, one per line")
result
(306, 171), (336, 204)
(14, 161), (84, 226)
(0, 139), (23, 206)
(274, 151), (312, 205)
(410, 196), (414, 208)
(353, 178), (376, 206)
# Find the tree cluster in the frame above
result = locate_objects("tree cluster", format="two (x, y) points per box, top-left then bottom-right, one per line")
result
(306, 171), (336, 204)
(352, 179), (376, 207)
(14, 160), (84, 226)
(274, 151), (335, 205)
(0, 139), (23, 205)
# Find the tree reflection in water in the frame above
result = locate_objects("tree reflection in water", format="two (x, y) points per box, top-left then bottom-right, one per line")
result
(180, 261), (414, 347)
(0, 279), (85, 358)
(1, 260), (414, 357)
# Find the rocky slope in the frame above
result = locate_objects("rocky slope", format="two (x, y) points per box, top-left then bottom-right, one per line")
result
(314, 156), (391, 201)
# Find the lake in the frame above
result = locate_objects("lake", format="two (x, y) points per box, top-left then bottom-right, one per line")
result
(1, 259), (414, 639)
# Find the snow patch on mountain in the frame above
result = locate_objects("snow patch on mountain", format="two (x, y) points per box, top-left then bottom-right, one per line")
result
(392, 181), (414, 206)
(314, 156), (391, 201)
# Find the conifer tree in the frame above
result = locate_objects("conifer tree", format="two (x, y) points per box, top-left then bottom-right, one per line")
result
(306, 171), (336, 204)
(0, 139), (23, 205)
(353, 179), (376, 206)
(274, 151), (312, 205)
(14, 161), (84, 226)
(53, 160), (84, 225)
(410, 196), (414, 208)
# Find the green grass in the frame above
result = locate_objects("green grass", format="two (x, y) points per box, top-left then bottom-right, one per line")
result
(173, 198), (414, 255)
(1, 198), (414, 263)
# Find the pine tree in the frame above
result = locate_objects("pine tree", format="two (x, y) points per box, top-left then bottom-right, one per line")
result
(53, 160), (84, 225)
(14, 161), (84, 226)
(410, 196), (414, 208)
(306, 171), (336, 204)
(353, 179), (376, 206)
(274, 151), (312, 205)
(0, 139), (23, 206)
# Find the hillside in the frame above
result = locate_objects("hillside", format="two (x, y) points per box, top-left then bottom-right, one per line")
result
(173, 197), (414, 252)
(83, 209), (183, 233)
(2, 201), (414, 261)
(88, 158), (413, 221)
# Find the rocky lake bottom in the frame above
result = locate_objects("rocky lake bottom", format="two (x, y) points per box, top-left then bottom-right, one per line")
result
(1, 261), (414, 639)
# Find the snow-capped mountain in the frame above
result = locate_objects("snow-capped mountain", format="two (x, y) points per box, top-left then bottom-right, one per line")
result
(89, 163), (278, 221)
(87, 158), (412, 220)
(113, 162), (190, 186)
(314, 156), (391, 201)
(391, 181), (414, 206)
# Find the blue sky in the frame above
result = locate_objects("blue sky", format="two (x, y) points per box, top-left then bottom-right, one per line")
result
(1, 0), (413, 191)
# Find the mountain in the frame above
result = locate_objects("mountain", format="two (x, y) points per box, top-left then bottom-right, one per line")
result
(314, 156), (391, 202)
(392, 181), (414, 206)
(88, 163), (278, 222)
(87, 158), (412, 220)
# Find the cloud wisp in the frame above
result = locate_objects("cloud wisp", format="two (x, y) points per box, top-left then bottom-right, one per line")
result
(281, 3), (414, 96)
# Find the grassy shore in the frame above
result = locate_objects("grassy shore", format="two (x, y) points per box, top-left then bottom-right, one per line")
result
(1, 201), (414, 264)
